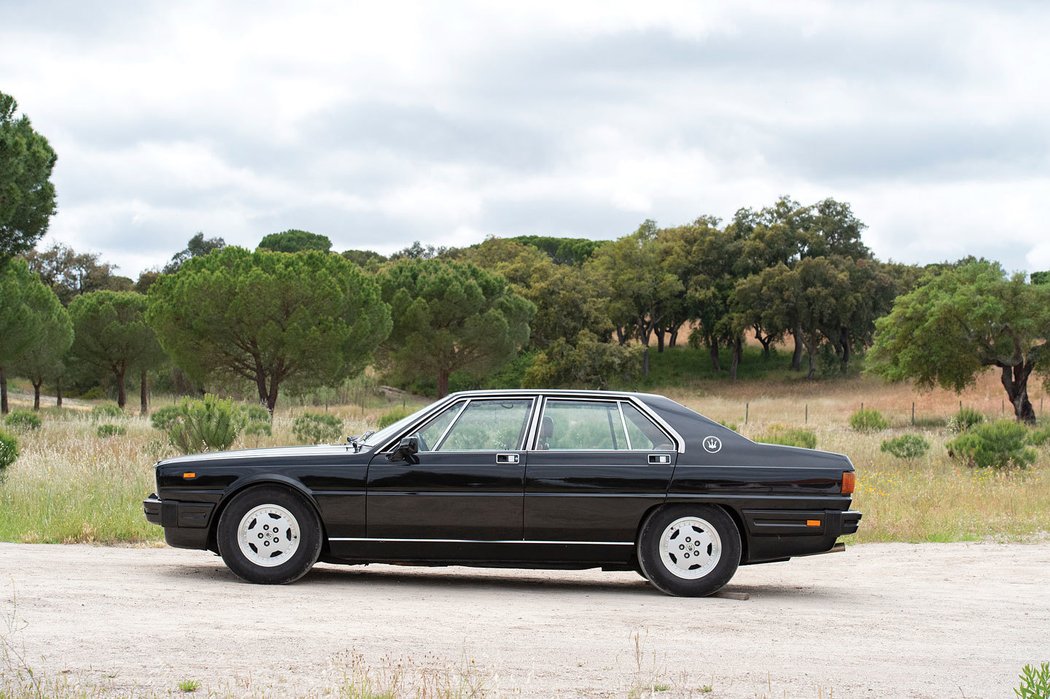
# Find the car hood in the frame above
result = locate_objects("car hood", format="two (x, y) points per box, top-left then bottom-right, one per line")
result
(158, 443), (372, 466)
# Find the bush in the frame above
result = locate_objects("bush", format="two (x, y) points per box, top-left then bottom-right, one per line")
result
(241, 404), (272, 438)
(1027, 424), (1050, 447)
(849, 408), (888, 432)
(880, 434), (930, 460)
(91, 403), (123, 419)
(1015, 662), (1050, 699)
(150, 404), (183, 432)
(161, 395), (242, 454)
(96, 423), (127, 438)
(522, 331), (642, 389)
(4, 409), (42, 432)
(377, 406), (413, 429)
(947, 420), (1036, 469)
(948, 406), (986, 433)
(757, 426), (817, 449)
(0, 429), (18, 471)
(292, 413), (343, 444)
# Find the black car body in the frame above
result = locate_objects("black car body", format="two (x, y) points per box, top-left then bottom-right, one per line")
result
(144, 389), (860, 596)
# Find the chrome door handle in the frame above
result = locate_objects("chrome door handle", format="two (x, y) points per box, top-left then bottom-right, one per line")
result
(648, 454), (671, 465)
(496, 453), (520, 464)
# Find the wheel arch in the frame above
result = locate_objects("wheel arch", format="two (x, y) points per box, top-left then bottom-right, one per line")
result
(206, 475), (328, 554)
(635, 500), (748, 566)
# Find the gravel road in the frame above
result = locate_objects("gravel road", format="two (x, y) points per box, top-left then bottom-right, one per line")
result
(1, 541), (1047, 697)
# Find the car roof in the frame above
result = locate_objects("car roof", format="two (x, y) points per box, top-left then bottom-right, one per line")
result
(443, 388), (665, 401)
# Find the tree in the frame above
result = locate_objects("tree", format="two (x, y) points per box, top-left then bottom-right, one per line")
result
(258, 229), (332, 253)
(1032, 271), (1050, 286)
(163, 232), (225, 274)
(341, 249), (386, 270)
(379, 258), (534, 397)
(147, 248), (391, 412)
(69, 291), (164, 410)
(508, 236), (607, 266)
(586, 222), (682, 377)
(0, 259), (58, 412)
(14, 279), (72, 410)
(0, 92), (57, 264)
(868, 261), (1050, 423)
(24, 243), (130, 305)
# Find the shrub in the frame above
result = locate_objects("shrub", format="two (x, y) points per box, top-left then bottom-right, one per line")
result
(150, 404), (183, 432)
(947, 406), (985, 433)
(1015, 662), (1050, 699)
(849, 408), (888, 432)
(0, 429), (18, 471)
(241, 404), (273, 438)
(91, 403), (124, 419)
(947, 420), (1036, 469)
(757, 427), (817, 449)
(162, 395), (241, 454)
(4, 409), (42, 432)
(1027, 424), (1050, 447)
(377, 406), (413, 429)
(292, 413), (343, 444)
(880, 434), (930, 460)
(96, 423), (127, 438)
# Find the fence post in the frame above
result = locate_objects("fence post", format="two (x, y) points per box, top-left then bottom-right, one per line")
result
(805, 404), (808, 424)
(745, 402), (749, 425)
(911, 402), (915, 426)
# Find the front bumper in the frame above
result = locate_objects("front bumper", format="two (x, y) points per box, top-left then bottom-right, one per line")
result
(143, 493), (214, 549)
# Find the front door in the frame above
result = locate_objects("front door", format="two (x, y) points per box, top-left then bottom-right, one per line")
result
(366, 397), (534, 541)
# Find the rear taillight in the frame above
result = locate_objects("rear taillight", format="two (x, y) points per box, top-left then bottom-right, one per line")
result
(841, 471), (855, 495)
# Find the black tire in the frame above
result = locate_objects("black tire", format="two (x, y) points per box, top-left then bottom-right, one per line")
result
(216, 485), (323, 584)
(636, 505), (741, 597)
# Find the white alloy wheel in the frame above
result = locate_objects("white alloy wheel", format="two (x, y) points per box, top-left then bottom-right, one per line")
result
(236, 504), (301, 568)
(658, 515), (722, 580)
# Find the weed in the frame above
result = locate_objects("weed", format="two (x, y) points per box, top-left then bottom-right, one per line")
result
(177, 678), (201, 692)
(948, 406), (986, 433)
(1014, 662), (1050, 699)
(90, 403), (123, 419)
(95, 423), (127, 438)
(757, 426), (818, 449)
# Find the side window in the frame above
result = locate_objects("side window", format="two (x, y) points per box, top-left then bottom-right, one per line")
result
(413, 401), (466, 452)
(621, 402), (674, 451)
(438, 399), (532, 451)
(539, 400), (628, 451)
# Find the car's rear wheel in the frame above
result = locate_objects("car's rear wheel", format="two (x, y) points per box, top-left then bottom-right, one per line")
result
(216, 485), (322, 584)
(637, 505), (741, 597)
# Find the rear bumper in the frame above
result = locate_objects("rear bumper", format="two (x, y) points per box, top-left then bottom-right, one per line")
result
(143, 493), (213, 550)
(741, 508), (862, 564)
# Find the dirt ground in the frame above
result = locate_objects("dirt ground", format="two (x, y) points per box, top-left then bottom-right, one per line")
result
(2, 541), (1048, 698)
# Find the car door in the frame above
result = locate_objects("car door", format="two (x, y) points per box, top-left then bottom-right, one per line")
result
(366, 397), (534, 542)
(524, 398), (677, 551)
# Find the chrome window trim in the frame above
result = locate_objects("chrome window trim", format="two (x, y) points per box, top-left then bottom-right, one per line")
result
(616, 401), (633, 451)
(431, 399), (469, 451)
(328, 537), (634, 546)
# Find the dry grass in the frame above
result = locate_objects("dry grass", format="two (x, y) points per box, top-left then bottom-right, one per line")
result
(1, 369), (1048, 546)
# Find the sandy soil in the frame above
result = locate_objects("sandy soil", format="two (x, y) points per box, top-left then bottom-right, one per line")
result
(1, 541), (1048, 697)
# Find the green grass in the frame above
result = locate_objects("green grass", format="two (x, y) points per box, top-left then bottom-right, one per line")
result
(177, 679), (200, 693)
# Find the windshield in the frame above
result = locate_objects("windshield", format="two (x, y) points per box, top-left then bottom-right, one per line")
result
(359, 403), (436, 448)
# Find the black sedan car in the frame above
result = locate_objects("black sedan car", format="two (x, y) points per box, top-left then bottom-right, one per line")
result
(144, 389), (860, 596)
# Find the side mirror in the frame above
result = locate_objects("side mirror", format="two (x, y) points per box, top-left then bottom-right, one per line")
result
(387, 435), (420, 464)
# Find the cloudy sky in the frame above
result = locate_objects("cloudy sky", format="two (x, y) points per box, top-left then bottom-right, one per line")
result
(2, 0), (1048, 277)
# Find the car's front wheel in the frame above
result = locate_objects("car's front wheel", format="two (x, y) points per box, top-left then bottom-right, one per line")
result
(216, 485), (323, 584)
(637, 505), (741, 597)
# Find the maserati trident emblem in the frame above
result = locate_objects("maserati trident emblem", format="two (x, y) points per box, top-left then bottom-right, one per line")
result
(703, 436), (722, 453)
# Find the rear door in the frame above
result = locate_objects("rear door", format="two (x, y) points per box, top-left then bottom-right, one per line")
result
(524, 398), (677, 549)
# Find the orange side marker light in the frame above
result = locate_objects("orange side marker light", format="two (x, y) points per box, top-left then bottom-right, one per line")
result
(182, 472), (196, 479)
(841, 471), (855, 495)
(806, 519), (822, 527)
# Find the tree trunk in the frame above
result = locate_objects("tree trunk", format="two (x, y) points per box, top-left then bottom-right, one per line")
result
(708, 341), (721, 372)
(437, 369), (450, 398)
(116, 367), (127, 409)
(754, 325), (772, 358)
(791, 327), (804, 371)
(642, 346), (650, 379)
(0, 366), (7, 415)
(806, 346), (816, 380)
(839, 328), (851, 371)
(730, 336), (742, 381)
(669, 326), (679, 348)
(266, 378), (280, 414)
(615, 326), (627, 346)
(254, 367), (269, 408)
(33, 380), (42, 410)
(1000, 363), (1036, 423)
(656, 329), (665, 353)
(140, 369), (149, 416)
(56, 378), (63, 408)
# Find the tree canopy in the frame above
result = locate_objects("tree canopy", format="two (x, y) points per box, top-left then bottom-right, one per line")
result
(147, 247), (391, 411)
(379, 258), (534, 397)
(163, 232), (226, 274)
(869, 261), (1050, 422)
(69, 291), (164, 410)
(14, 277), (73, 410)
(24, 242), (132, 305)
(258, 229), (332, 253)
(0, 259), (62, 412)
(0, 92), (58, 264)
